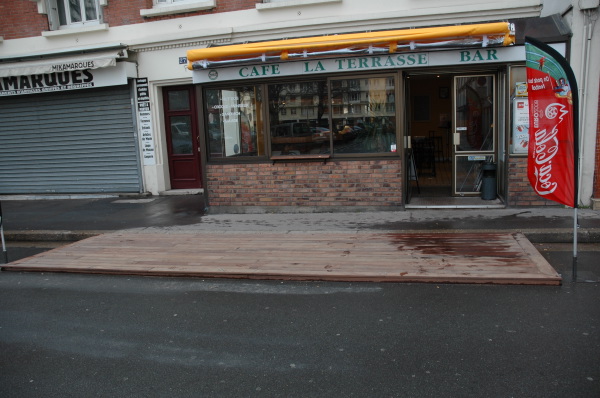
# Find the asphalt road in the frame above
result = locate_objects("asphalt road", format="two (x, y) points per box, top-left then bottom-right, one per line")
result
(0, 244), (599, 397)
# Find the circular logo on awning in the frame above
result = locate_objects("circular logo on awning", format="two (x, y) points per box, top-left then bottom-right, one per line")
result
(208, 70), (218, 81)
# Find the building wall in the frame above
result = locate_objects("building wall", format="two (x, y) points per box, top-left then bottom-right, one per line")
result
(507, 157), (559, 207)
(0, 1), (48, 40)
(0, 0), (259, 40)
(565, 2), (600, 208)
(206, 160), (403, 208)
(102, 0), (149, 27)
(594, 83), (600, 209)
(5, 0), (599, 209)
(2, 0), (543, 44)
(104, 0), (257, 27)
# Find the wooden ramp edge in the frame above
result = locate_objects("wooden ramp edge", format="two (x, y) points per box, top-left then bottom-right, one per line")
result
(2, 232), (562, 286)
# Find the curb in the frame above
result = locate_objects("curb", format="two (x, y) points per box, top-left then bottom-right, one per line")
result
(4, 230), (104, 242)
(523, 229), (600, 243)
(4, 228), (600, 244)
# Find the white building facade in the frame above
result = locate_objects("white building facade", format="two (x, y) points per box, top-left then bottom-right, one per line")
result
(1, 0), (598, 210)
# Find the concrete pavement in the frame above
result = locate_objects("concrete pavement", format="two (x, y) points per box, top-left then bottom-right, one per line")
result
(1, 194), (599, 243)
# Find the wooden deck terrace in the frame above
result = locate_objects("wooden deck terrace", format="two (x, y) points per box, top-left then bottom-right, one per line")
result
(2, 231), (562, 285)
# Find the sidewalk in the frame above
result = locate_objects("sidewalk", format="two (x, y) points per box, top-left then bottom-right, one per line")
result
(1, 195), (599, 284)
(1, 194), (599, 242)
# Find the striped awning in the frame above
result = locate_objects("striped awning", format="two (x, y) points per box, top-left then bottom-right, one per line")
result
(187, 22), (515, 69)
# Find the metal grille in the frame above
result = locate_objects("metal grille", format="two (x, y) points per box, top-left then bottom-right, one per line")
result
(0, 85), (141, 194)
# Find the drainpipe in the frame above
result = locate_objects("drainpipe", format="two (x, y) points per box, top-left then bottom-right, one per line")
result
(577, 2), (599, 205)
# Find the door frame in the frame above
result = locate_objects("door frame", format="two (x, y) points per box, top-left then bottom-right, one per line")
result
(404, 70), (502, 202)
(452, 74), (497, 196)
(163, 85), (203, 190)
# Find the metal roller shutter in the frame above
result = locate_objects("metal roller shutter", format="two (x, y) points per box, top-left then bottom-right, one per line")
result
(0, 85), (141, 194)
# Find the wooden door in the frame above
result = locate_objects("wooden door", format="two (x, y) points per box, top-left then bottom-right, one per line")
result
(163, 86), (202, 189)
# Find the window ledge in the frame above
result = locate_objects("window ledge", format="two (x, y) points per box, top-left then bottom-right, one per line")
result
(42, 24), (109, 38)
(271, 154), (330, 164)
(30, 0), (107, 13)
(140, 0), (215, 17)
(256, 0), (341, 10)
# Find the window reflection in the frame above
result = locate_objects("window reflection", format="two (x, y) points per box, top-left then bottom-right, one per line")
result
(331, 77), (397, 154)
(455, 155), (494, 194)
(268, 81), (329, 155)
(170, 115), (193, 155)
(205, 86), (264, 158)
(168, 90), (190, 111)
(455, 76), (494, 152)
(205, 76), (398, 159)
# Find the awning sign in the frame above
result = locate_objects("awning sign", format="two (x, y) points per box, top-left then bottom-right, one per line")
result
(187, 22), (515, 69)
(525, 37), (579, 208)
(0, 62), (130, 96)
(192, 44), (565, 84)
(0, 50), (123, 77)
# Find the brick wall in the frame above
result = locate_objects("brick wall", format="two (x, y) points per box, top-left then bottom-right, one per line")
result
(0, 1), (48, 40)
(507, 156), (560, 207)
(123, 0), (257, 23)
(206, 159), (403, 208)
(103, 0), (149, 26)
(2, 1), (259, 39)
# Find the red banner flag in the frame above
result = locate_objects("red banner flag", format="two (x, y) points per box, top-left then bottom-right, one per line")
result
(525, 37), (578, 208)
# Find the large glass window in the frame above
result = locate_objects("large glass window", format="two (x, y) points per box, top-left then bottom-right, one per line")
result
(205, 75), (399, 159)
(205, 86), (264, 159)
(330, 77), (397, 154)
(268, 80), (330, 155)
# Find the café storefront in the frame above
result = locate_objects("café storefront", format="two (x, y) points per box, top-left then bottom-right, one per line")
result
(185, 23), (566, 211)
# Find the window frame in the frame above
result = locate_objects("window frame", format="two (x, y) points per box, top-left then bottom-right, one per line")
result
(328, 73), (400, 157)
(46, 0), (103, 30)
(267, 79), (330, 157)
(202, 72), (401, 163)
(203, 84), (268, 162)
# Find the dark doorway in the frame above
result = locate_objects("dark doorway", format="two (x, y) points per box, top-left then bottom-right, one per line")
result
(406, 74), (453, 198)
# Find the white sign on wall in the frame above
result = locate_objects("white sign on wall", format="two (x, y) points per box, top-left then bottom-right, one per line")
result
(512, 97), (530, 154)
(136, 78), (156, 166)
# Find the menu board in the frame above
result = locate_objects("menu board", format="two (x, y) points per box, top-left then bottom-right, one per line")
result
(512, 82), (529, 154)
(136, 78), (156, 165)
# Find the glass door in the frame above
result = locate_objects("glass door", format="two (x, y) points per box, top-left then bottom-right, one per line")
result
(452, 75), (495, 196)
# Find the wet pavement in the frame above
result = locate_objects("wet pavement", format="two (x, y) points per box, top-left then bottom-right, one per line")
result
(1, 195), (598, 397)
(1, 194), (599, 282)
(0, 195), (206, 238)
(1, 194), (599, 244)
